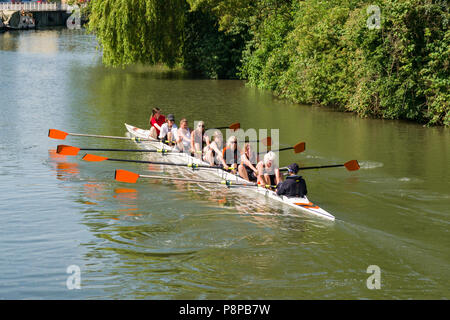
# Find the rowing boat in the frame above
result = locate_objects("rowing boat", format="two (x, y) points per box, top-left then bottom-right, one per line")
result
(124, 123), (335, 221)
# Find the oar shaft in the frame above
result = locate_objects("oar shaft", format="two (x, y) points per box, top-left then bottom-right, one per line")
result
(274, 147), (293, 152)
(138, 174), (257, 186)
(139, 175), (221, 184)
(80, 147), (177, 153)
(300, 164), (344, 170)
(69, 132), (157, 141)
(258, 146), (294, 154)
(105, 157), (217, 169)
(280, 164), (344, 171)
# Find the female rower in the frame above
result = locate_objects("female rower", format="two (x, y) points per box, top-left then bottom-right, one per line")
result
(203, 131), (228, 168)
(190, 121), (210, 158)
(149, 107), (166, 139)
(158, 114), (177, 145)
(174, 118), (191, 152)
(256, 151), (282, 188)
(222, 136), (241, 172)
(238, 142), (259, 182)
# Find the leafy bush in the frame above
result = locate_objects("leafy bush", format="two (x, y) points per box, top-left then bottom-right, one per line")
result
(88, 0), (449, 126)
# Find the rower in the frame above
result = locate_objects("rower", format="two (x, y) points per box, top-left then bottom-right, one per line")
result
(203, 131), (228, 168)
(174, 118), (191, 153)
(256, 151), (282, 188)
(149, 107), (166, 139)
(190, 121), (210, 158)
(238, 142), (259, 182)
(276, 163), (307, 198)
(158, 114), (177, 145)
(222, 136), (241, 172)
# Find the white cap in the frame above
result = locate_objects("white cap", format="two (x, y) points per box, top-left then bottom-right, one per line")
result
(264, 151), (277, 165)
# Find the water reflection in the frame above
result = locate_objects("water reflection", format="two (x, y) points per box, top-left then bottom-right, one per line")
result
(48, 149), (80, 180)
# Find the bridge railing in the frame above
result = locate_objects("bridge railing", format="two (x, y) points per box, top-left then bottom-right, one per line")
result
(0, 2), (69, 12)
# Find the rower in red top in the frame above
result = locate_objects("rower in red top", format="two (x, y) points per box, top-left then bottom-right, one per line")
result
(149, 107), (166, 139)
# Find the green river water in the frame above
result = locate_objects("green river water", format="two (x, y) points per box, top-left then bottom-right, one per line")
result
(0, 28), (448, 299)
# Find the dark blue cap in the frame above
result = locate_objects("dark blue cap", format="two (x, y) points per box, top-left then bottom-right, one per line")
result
(287, 163), (299, 174)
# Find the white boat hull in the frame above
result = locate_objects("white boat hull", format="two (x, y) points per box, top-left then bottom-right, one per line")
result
(124, 123), (335, 221)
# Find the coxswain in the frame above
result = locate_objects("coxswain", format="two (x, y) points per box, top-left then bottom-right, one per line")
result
(158, 114), (177, 145)
(256, 151), (282, 188)
(149, 107), (166, 139)
(276, 163), (307, 198)
(238, 142), (259, 182)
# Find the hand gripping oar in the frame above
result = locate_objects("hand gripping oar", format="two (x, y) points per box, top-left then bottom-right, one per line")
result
(258, 141), (305, 155)
(114, 169), (256, 187)
(57, 145), (180, 156)
(280, 160), (360, 172)
(82, 153), (233, 171)
(48, 129), (157, 142)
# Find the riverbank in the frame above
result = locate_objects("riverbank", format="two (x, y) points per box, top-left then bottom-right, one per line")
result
(86, 0), (449, 127)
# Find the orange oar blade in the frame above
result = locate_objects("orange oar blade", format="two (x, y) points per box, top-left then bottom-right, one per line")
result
(48, 129), (68, 140)
(229, 122), (240, 131)
(57, 145), (80, 156)
(82, 154), (108, 162)
(261, 137), (272, 146)
(114, 188), (137, 193)
(344, 160), (360, 171)
(115, 169), (140, 183)
(293, 142), (306, 154)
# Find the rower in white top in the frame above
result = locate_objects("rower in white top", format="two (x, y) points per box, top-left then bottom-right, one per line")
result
(256, 151), (282, 188)
(173, 118), (191, 153)
(158, 114), (177, 146)
(203, 131), (228, 168)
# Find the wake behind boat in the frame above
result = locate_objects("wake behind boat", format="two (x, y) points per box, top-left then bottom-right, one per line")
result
(123, 123), (336, 221)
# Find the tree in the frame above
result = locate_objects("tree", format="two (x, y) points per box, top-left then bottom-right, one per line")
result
(87, 0), (187, 67)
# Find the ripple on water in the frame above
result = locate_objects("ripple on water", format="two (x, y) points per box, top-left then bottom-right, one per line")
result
(359, 161), (384, 169)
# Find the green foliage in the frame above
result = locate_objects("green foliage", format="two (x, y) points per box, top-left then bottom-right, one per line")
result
(87, 0), (449, 126)
(182, 8), (247, 79)
(87, 0), (187, 68)
(240, 0), (449, 126)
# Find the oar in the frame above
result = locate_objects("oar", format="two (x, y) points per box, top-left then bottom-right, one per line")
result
(244, 137), (272, 146)
(57, 145), (181, 156)
(114, 169), (256, 187)
(280, 160), (360, 172)
(48, 129), (157, 142)
(82, 153), (232, 170)
(258, 141), (305, 155)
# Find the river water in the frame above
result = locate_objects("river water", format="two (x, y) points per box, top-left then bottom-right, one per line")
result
(0, 28), (448, 299)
